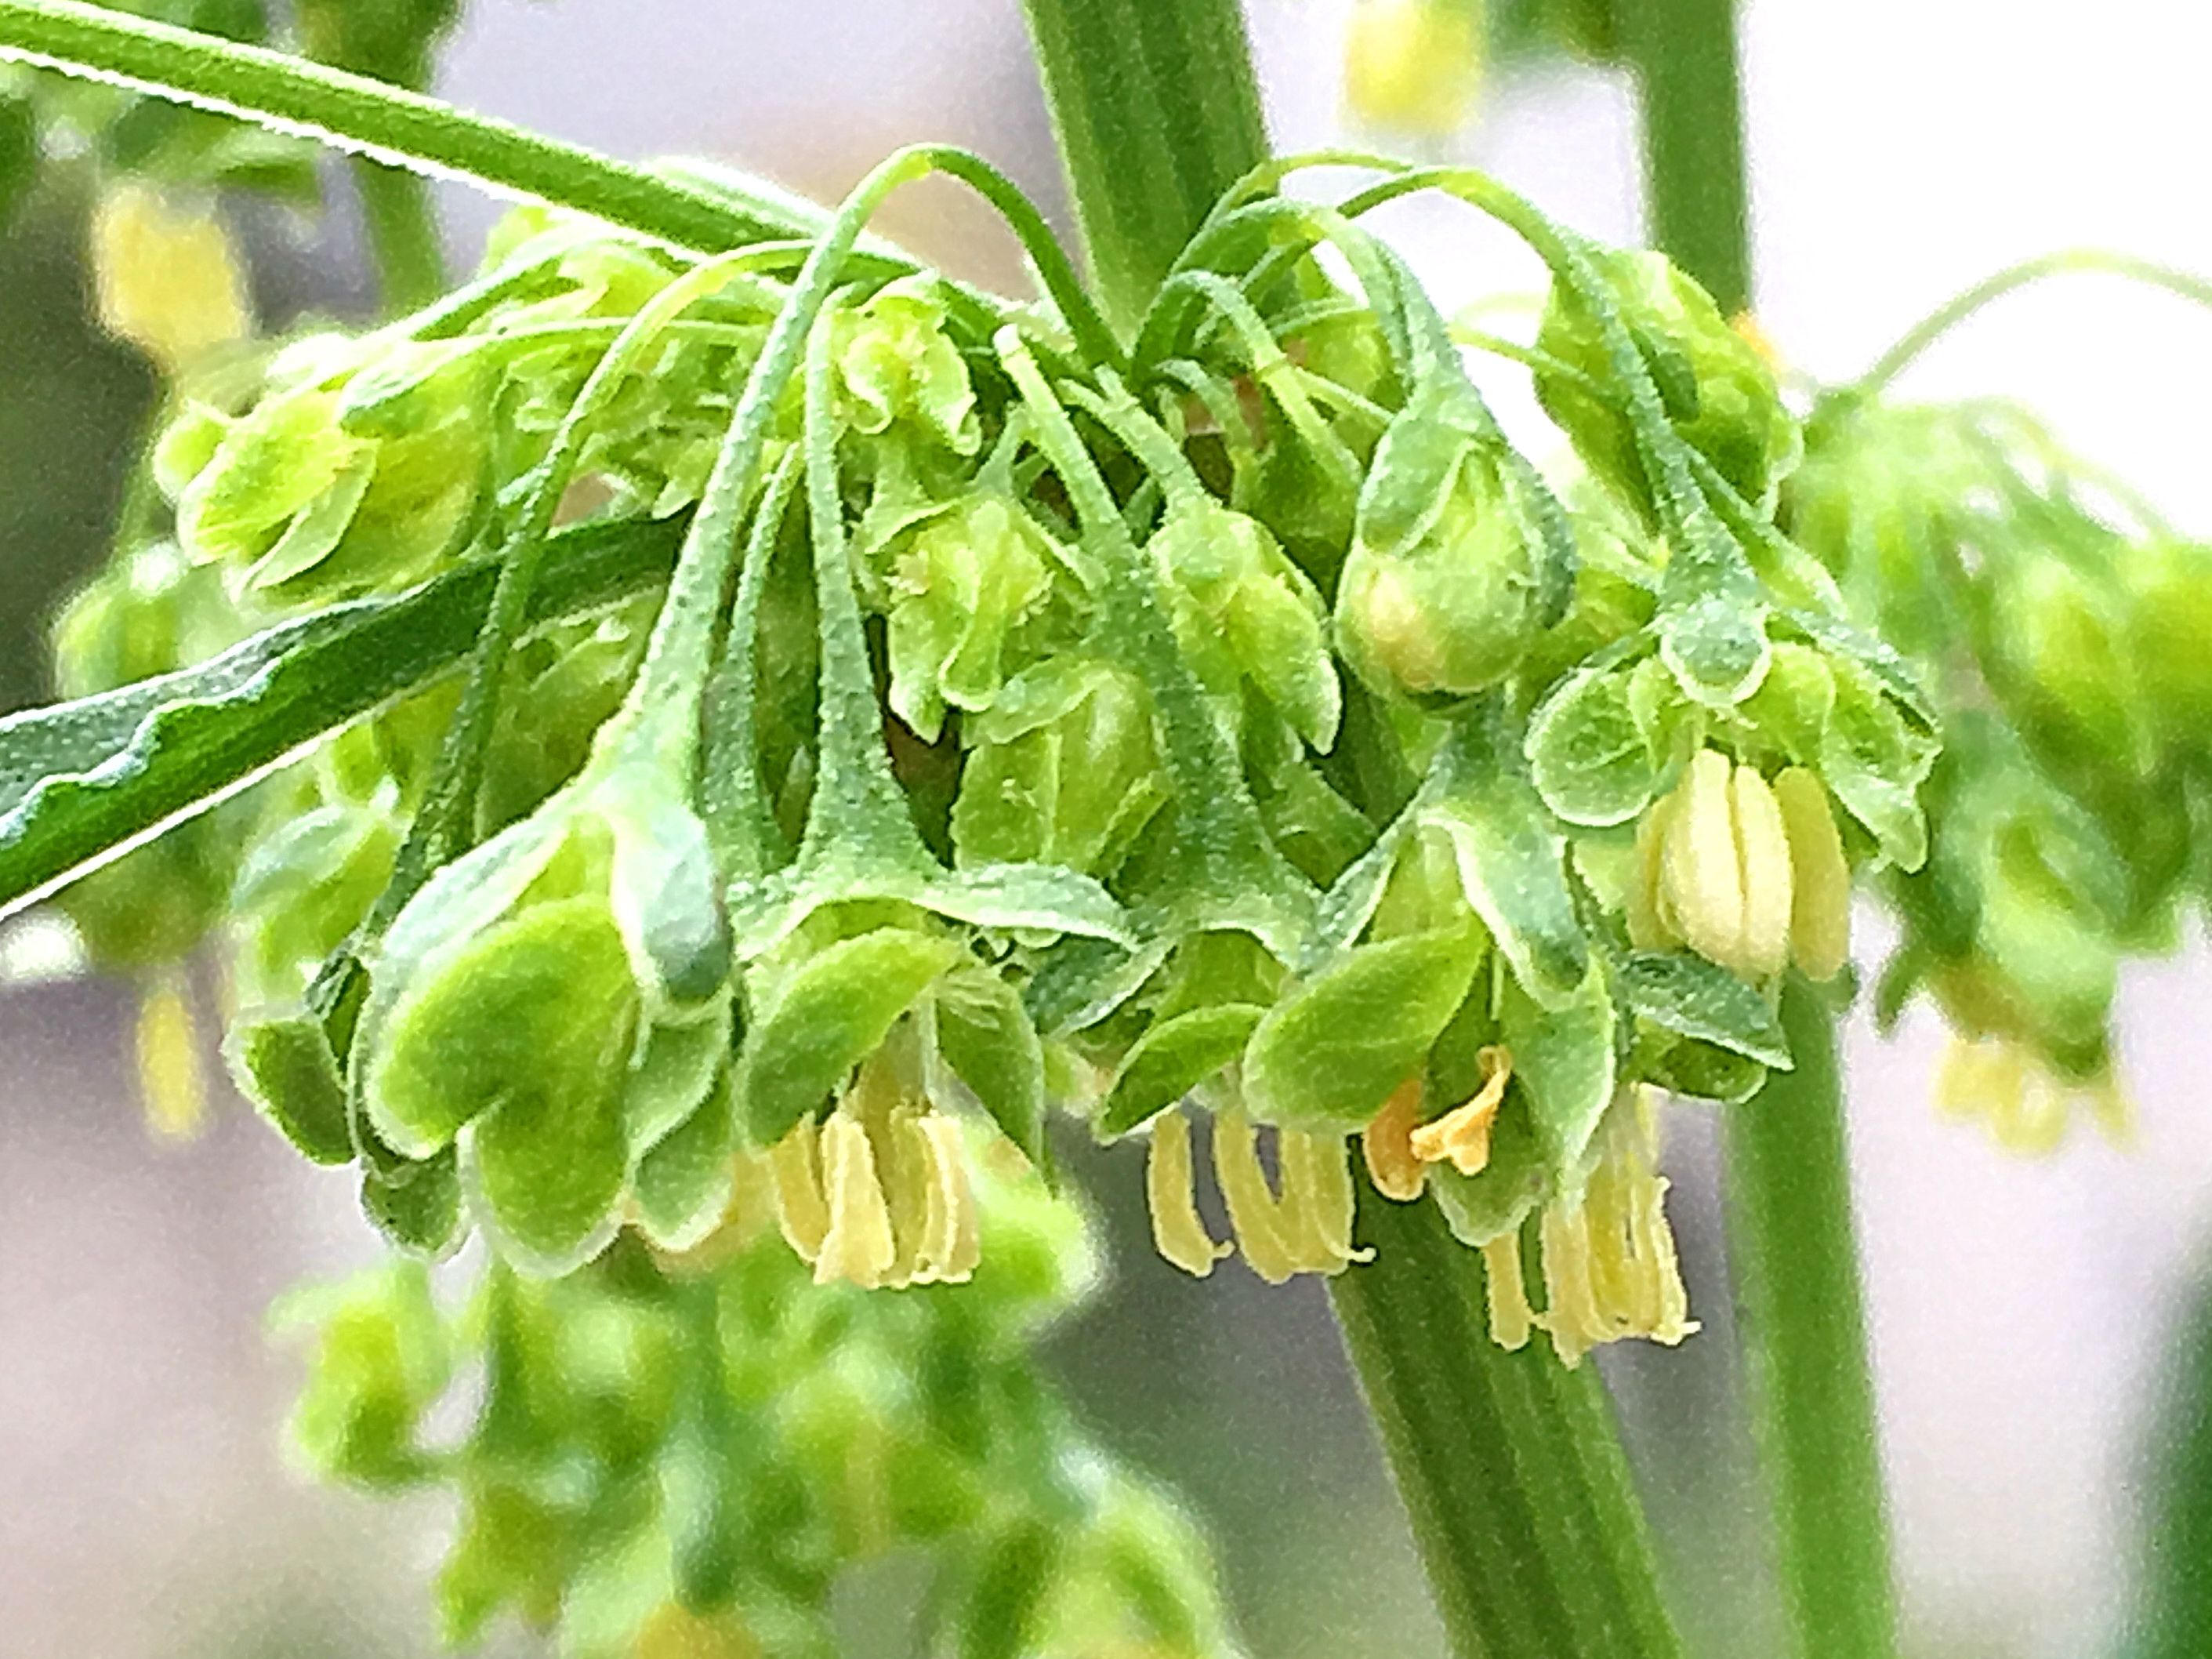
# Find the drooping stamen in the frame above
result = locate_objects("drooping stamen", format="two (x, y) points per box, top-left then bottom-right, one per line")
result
(1481, 1232), (1533, 1351)
(913, 1111), (981, 1283)
(1146, 1108), (1230, 1277)
(1277, 1130), (1372, 1272)
(767, 1114), (831, 1263)
(1212, 1109), (1302, 1284)
(815, 1113), (897, 1288)
(1409, 1045), (1511, 1176)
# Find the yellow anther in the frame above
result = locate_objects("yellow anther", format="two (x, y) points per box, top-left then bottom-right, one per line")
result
(1147, 1108), (1231, 1277)
(92, 183), (249, 374)
(1933, 1035), (2123, 1158)
(1212, 1109), (1303, 1285)
(814, 1113), (897, 1288)
(1626, 786), (1681, 951)
(1661, 750), (1744, 971)
(1277, 1130), (1372, 1272)
(1731, 764), (1794, 978)
(1532, 1091), (1697, 1367)
(1773, 766), (1851, 980)
(1362, 1080), (1428, 1201)
(1343, 0), (1485, 137)
(914, 1112), (981, 1283)
(136, 970), (206, 1141)
(1481, 1232), (1533, 1351)
(1409, 1045), (1512, 1176)
(767, 1114), (830, 1264)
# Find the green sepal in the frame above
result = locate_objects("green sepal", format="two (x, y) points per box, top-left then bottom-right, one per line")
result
(227, 1006), (354, 1165)
(361, 1145), (465, 1256)
(1097, 1002), (1267, 1136)
(631, 1069), (738, 1251)
(1525, 659), (1661, 827)
(738, 927), (965, 1145)
(1422, 713), (1590, 1005)
(1619, 949), (1792, 1069)
(1243, 924), (1487, 1133)
(934, 964), (1049, 1169)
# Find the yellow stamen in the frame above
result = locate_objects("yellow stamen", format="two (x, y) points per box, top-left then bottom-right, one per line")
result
(815, 1114), (897, 1288)
(136, 971), (206, 1141)
(1731, 764), (1795, 978)
(1147, 1108), (1231, 1277)
(1363, 1080), (1428, 1201)
(914, 1112), (981, 1283)
(1773, 767), (1851, 980)
(1277, 1130), (1373, 1272)
(1212, 1109), (1302, 1284)
(1661, 750), (1745, 971)
(1481, 1232), (1533, 1351)
(767, 1115), (830, 1263)
(1409, 1045), (1511, 1176)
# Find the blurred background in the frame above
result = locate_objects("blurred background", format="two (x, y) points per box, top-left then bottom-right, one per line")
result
(4, 2), (2212, 1656)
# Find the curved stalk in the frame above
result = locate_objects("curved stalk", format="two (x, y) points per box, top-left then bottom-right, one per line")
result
(0, 0), (833, 256)
(1855, 247), (2212, 394)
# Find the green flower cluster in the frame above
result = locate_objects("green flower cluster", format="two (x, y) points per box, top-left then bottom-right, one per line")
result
(1788, 392), (2212, 1149)
(47, 155), (1937, 1374)
(277, 1145), (1244, 1659)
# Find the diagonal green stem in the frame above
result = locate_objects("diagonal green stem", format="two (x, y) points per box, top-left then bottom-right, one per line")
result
(0, 0), (837, 256)
(1330, 1188), (1686, 1659)
(1724, 979), (1897, 1659)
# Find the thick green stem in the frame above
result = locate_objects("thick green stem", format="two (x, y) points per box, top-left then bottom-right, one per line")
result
(1017, 0), (1268, 332)
(1725, 980), (1897, 1659)
(350, 155), (445, 314)
(1329, 1189), (1685, 1659)
(1617, 0), (1753, 315)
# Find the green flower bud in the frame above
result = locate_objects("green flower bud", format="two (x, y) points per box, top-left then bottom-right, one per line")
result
(1337, 437), (1539, 697)
(1988, 556), (2152, 775)
(2120, 537), (2212, 743)
(833, 274), (979, 455)
(1535, 249), (1801, 519)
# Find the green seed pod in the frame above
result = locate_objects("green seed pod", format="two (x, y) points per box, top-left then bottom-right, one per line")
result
(1150, 499), (1340, 749)
(1989, 555), (2153, 776)
(950, 659), (1166, 876)
(833, 273), (979, 454)
(884, 495), (1054, 742)
(1337, 434), (1540, 697)
(1534, 249), (1801, 519)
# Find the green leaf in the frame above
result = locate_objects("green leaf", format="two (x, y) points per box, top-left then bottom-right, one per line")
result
(1821, 657), (1935, 870)
(0, 514), (682, 924)
(1243, 927), (1486, 1132)
(738, 928), (964, 1144)
(631, 1070), (737, 1251)
(1499, 962), (1616, 1177)
(227, 1007), (354, 1165)
(1097, 1001), (1266, 1136)
(1525, 663), (1659, 827)
(1619, 949), (1792, 1068)
(1423, 716), (1589, 1004)
(360, 1146), (462, 1255)
(934, 966), (1047, 1167)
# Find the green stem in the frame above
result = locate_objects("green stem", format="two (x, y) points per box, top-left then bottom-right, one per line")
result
(0, 0), (842, 256)
(350, 155), (445, 313)
(1329, 1189), (1686, 1659)
(1617, 0), (1753, 315)
(1855, 246), (2212, 394)
(1017, 0), (1268, 333)
(1725, 979), (1898, 1659)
